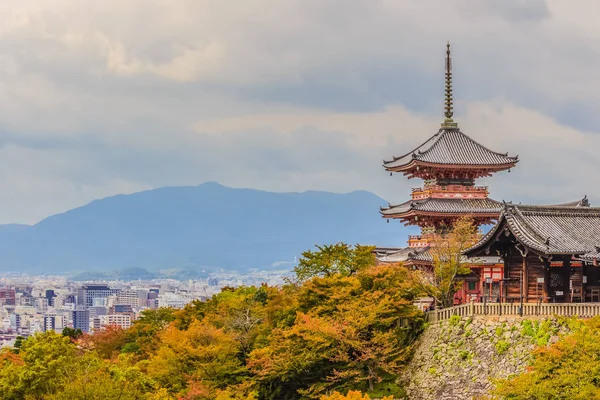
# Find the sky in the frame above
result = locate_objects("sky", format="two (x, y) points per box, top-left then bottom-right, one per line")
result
(1, 0), (600, 224)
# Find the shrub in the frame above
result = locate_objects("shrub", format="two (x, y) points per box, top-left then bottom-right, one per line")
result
(496, 340), (510, 355)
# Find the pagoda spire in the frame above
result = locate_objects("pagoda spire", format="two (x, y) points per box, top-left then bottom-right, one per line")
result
(442, 42), (458, 129)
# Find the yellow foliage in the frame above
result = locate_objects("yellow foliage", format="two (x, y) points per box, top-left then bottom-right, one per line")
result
(0, 253), (423, 399)
(144, 388), (176, 400)
(320, 390), (393, 400)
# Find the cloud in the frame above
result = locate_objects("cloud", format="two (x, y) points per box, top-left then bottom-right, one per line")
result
(0, 1), (597, 223)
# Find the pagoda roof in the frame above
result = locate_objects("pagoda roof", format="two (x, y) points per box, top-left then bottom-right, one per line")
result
(465, 200), (600, 258)
(375, 246), (502, 265)
(375, 246), (428, 263)
(383, 128), (518, 173)
(380, 197), (502, 217)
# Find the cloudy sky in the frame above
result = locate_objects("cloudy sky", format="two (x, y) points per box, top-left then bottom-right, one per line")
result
(0, 0), (599, 224)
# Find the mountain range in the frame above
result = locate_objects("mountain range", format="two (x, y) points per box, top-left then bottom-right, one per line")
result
(0, 182), (414, 277)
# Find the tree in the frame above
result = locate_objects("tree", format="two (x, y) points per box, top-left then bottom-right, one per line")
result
(46, 353), (148, 400)
(126, 307), (177, 357)
(0, 331), (78, 399)
(62, 327), (83, 340)
(493, 317), (600, 399)
(80, 325), (128, 359)
(293, 243), (376, 282)
(13, 336), (25, 353)
(146, 320), (247, 396)
(320, 391), (393, 400)
(249, 266), (421, 398)
(136, 307), (176, 330)
(408, 217), (479, 308)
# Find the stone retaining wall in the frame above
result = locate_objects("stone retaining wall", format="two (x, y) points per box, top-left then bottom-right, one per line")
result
(401, 316), (572, 400)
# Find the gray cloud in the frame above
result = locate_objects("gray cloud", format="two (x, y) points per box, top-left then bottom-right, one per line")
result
(0, 0), (598, 224)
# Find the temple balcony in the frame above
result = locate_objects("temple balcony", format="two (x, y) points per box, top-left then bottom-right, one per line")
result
(411, 185), (489, 200)
(408, 234), (448, 247)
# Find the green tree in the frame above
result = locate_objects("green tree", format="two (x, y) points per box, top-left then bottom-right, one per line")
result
(0, 331), (77, 399)
(47, 353), (148, 400)
(293, 243), (376, 282)
(408, 217), (478, 308)
(13, 336), (25, 353)
(61, 327), (83, 340)
(126, 307), (176, 357)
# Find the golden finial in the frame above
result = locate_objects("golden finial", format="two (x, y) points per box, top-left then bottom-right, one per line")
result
(442, 41), (458, 128)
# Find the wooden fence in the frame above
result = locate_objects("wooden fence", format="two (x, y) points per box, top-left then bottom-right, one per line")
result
(425, 302), (600, 323)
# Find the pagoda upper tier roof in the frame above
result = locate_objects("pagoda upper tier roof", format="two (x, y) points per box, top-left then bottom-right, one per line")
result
(465, 200), (600, 258)
(383, 127), (518, 174)
(380, 197), (502, 217)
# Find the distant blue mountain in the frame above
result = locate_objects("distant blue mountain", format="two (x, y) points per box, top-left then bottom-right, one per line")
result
(0, 182), (414, 274)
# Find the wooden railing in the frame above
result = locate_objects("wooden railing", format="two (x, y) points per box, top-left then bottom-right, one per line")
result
(425, 302), (600, 322)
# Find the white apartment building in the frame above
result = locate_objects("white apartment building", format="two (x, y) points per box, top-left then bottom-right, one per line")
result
(116, 289), (148, 307)
(98, 314), (132, 330)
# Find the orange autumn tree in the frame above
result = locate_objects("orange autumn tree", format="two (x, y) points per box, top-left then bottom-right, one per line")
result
(249, 265), (422, 398)
(408, 217), (479, 308)
(78, 325), (128, 359)
(145, 319), (247, 396)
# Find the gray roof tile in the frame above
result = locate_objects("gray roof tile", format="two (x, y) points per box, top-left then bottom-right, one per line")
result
(383, 128), (518, 169)
(466, 201), (600, 256)
(381, 197), (502, 216)
(375, 246), (502, 265)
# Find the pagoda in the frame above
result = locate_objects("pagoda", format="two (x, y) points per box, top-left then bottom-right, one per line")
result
(380, 43), (518, 249)
(376, 43), (519, 303)
(375, 43), (595, 306)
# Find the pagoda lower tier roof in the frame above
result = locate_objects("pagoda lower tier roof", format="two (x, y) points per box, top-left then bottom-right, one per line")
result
(466, 200), (600, 258)
(580, 248), (600, 262)
(383, 127), (518, 174)
(380, 197), (502, 218)
(375, 246), (502, 265)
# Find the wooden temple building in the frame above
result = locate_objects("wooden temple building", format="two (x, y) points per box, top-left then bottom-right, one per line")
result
(375, 43), (598, 304)
(465, 202), (600, 303)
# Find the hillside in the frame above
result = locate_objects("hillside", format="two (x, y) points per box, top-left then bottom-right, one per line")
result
(0, 182), (413, 274)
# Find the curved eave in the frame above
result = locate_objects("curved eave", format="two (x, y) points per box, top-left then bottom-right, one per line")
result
(384, 159), (518, 173)
(506, 210), (590, 256)
(380, 209), (500, 219)
(464, 213), (507, 256)
(465, 207), (593, 258)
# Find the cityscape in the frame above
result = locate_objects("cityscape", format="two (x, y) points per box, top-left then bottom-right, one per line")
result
(0, 269), (288, 346)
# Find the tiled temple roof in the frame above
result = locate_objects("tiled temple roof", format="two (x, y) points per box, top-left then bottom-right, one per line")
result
(383, 128), (518, 171)
(375, 245), (502, 265)
(375, 246), (431, 263)
(581, 247), (600, 262)
(466, 201), (600, 257)
(380, 197), (502, 217)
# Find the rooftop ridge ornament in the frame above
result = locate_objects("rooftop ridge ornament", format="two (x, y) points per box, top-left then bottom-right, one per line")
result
(442, 41), (458, 129)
